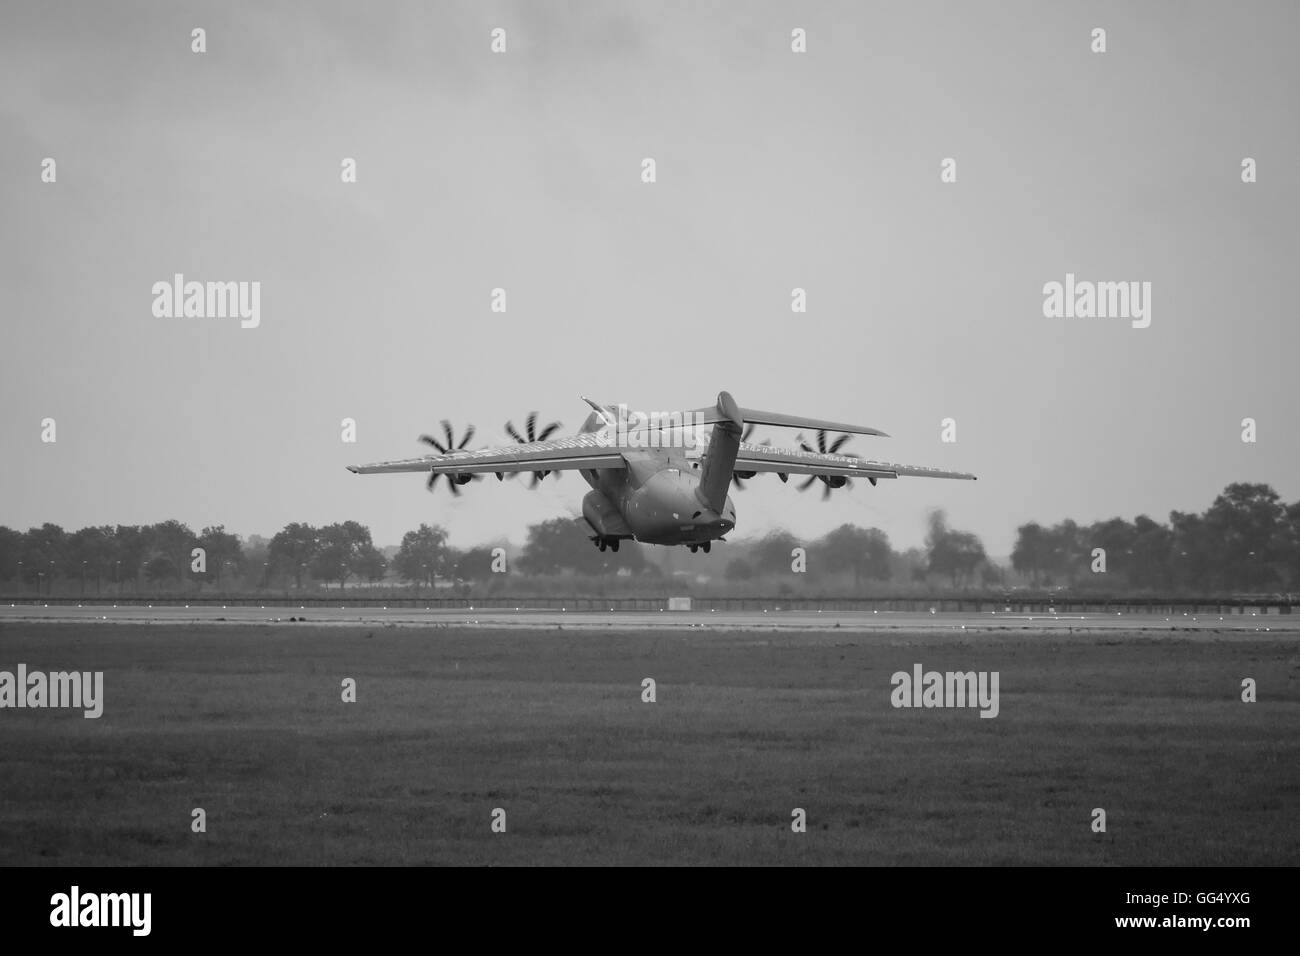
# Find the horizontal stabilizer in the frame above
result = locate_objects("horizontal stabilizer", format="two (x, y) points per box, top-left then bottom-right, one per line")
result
(679, 391), (889, 438)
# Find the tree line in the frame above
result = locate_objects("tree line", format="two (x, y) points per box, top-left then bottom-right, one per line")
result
(0, 520), (388, 594)
(1, 483), (1295, 596)
(1011, 482), (1299, 593)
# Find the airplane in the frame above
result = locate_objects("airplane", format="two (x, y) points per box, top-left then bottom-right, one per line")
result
(347, 391), (976, 554)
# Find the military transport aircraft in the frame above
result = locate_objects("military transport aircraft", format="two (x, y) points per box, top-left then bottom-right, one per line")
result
(347, 391), (976, 554)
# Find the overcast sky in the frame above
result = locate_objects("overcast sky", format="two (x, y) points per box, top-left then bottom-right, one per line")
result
(2, 0), (1298, 554)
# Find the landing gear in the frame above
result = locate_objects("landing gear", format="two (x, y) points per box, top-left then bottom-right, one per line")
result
(688, 542), (712, 554)
(594, 537), (622, 552)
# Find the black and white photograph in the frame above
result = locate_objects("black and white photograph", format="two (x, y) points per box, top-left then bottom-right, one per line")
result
(1, 0), (1296, 935)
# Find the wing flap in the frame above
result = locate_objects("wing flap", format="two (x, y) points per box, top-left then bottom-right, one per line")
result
(348, 435), (625, 476)
(734, 443), (976, 482)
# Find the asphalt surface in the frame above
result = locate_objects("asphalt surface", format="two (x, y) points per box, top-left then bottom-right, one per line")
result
(0, 603), (1294, 632)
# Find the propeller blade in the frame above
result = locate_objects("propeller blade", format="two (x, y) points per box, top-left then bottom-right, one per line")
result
(419, 434), (448, 453)
(419, 422), (477, 492)
(506, 413), (562, 448)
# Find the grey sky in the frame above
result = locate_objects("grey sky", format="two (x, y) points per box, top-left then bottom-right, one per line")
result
(2, 0), (1297, 554)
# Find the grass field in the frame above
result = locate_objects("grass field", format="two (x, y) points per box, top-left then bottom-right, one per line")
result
(0, 622), (1296, 865)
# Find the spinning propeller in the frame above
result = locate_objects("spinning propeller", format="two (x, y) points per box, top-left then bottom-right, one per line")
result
(504, 412), (563, 487)
(418, 420), (479, 495)
(797, 429), (856, 500)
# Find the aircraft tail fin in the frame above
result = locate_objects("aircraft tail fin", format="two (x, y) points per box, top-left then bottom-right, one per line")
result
(696, 392), (743, 512)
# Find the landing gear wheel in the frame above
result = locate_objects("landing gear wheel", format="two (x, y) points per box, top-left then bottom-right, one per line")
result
(689, 545), (698, 554)
(702, 542), (711, 554)
(610, 540), (620, 552)
(598, 540), (607, 552)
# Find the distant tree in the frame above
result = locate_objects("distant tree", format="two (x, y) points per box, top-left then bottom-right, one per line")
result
(925, 510), (987, 588)
(241, 534), (272, 589)
(144, 555), (176, 587)
(1281, 501), (1300, 590)
(1129, 514), (1173, 591)
(518, 518), (646, 575)
(394, 524), (450, 587)
(813, 524), (893, 588)
(355, 543), (388, 584)
(893, 547), (928, 584)
(455, 545), (501, 582)
(518, 518), (588, 575)
(310, 521), (377, 589)
(1044, 519), (1087, 585)
(21, 524), (68, 592)
(268, 523), (319, 589)
(197, 525), (244, 589)
(0, 526), (22, 582)
(113, 525), (151, 591)
(69, 525), (115, 594)
(1011, 522), (1050, 586)
(1083, 517), (1137, 587)
(1169, 510), (1213, 592)
(1201, 483), (1285, 591)
(148, 520), (197, 586)
(750, 530), (801, 577)
(725, 558), (755, 582)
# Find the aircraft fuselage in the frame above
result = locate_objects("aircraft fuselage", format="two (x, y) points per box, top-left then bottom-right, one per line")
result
(579, 445), (735, 548)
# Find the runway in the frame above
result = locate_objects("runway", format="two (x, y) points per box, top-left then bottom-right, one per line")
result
(0, 602), (1294, 632)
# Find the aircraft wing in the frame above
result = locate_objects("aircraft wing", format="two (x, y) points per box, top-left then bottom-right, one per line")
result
(733, 442), (977, 482)
(348, 433), (625, 476)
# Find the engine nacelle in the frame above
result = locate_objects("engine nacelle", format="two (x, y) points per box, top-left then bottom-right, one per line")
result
(452, 473), (474, 485)
(823, 475), (847, 489)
